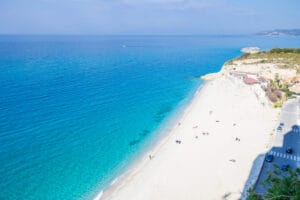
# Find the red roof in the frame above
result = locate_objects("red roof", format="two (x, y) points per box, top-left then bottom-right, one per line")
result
(243, 77), (259, 84)
(290, 84), (300, 93)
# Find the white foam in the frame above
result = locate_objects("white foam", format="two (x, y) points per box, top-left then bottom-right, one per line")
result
(110, 177), (119, 186)
(93, 191), (103, 200)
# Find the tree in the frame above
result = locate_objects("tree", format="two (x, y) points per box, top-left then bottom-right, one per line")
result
(248, 166), (300, 200)
(274, 73), (281, 89)
(270, 80), (277, 89)
(247, 187), (263, 200)
(263, 165), (300, 200)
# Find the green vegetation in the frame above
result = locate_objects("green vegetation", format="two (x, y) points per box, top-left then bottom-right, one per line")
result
(267, 73), (297, 102)
(248, 166), (300, 200)
(272, 100), (282, 108)
(248, 187), (262, 200)
(230, 48), (300, 71)
(224, 59), (235, 65)
(281, 88), (295, 98)
(226, 48), (300, 103)
(266, 73), (296, 104)
(269, 48), (300, 54)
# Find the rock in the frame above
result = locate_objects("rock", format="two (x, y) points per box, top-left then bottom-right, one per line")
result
(241, 47), (260, 54)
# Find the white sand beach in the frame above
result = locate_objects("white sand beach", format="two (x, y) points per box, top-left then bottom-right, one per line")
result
(99, 74), (279, 200)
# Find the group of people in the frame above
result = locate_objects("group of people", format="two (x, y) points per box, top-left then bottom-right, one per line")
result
(175, 140), (182, 144)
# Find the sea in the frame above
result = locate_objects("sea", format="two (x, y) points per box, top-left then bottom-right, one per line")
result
(0, 35), (299, 200)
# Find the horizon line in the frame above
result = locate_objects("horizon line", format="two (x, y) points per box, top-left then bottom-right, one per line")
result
(0, 33), (254, 37)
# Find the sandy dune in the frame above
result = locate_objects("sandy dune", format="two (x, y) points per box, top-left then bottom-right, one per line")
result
(99, 75), (279, 200)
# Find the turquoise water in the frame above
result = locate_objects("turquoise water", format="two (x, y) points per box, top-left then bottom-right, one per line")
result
(0, 35), (299, 200)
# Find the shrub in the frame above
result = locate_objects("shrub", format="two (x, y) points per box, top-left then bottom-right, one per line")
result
(248, 167), (300, 200)
(270, 48), (300, 54)
(247, 187), (262, 200)
(273, 101), (282, 108)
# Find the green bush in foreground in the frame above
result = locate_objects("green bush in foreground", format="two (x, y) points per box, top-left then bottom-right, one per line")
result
(247, 187), (262, 200)
(248, 166), (300, 200)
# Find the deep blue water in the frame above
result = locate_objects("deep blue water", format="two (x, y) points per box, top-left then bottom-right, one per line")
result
(0, 35), (299, 200)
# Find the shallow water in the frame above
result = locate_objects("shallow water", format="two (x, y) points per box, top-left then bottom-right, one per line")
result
(0, 35), (299, 200)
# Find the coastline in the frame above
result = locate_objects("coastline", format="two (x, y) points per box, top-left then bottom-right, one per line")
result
(93, 81), (207, 200)
(96, 71), (279, 199)
(1, 36), (299, 200)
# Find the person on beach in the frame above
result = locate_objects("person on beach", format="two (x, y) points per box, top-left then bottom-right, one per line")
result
(175, 140), (182, 144)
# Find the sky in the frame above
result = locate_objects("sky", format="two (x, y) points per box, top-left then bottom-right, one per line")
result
(0, 0), (299, 35)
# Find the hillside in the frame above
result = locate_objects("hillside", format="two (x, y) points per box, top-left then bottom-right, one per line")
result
(225, 48), (300, 78)
(257, 29), (300, 36)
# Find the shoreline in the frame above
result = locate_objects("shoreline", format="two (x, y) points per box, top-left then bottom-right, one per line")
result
(94, 81), (207, 199)
(97, 72), (279, 200)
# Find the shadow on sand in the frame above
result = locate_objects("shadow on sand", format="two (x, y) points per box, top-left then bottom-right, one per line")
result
(240, 124), (300, 199)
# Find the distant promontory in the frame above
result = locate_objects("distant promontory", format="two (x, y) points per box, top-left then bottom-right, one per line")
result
(257, 29), (300, 36)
